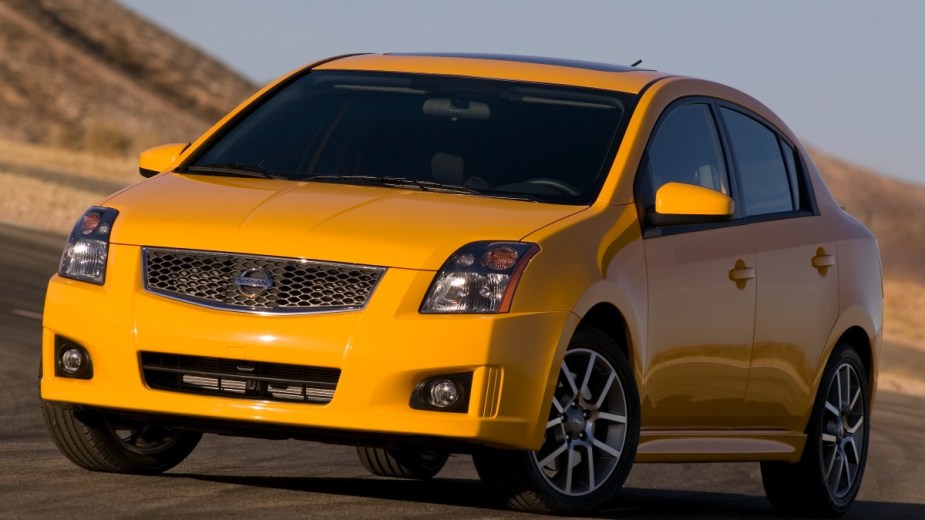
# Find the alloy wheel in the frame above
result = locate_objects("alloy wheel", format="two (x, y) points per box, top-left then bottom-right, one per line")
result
(532, 347), (629, 496)
(820, 362), (866, 500)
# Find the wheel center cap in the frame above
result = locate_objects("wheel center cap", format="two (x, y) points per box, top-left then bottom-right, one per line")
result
(835, 417), (845, 439)
(564, 408), (587, 435)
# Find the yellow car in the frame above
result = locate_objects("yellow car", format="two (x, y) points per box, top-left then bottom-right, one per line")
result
(41, 53), (882, 516)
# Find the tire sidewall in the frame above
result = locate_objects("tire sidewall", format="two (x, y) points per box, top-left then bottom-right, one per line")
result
(45, 402), (201, 474)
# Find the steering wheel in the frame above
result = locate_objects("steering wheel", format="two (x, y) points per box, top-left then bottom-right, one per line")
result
(524, 178), (580, 196)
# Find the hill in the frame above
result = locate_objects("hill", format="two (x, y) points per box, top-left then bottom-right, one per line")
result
(0, 0), (256, 154)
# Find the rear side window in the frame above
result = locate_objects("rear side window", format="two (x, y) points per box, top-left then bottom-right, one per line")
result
(779, 139), (810, 212)
(637, 103), (729, 207)
(720, 108), (793, 216)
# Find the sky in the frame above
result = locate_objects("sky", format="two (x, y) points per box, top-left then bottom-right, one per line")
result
(120, 0), (925, 186)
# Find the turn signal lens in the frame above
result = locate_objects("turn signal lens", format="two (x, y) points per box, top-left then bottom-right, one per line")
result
(481, 245), (519, 271)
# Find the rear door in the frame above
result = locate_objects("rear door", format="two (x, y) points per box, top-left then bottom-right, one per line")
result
(717, 106), (840, 430)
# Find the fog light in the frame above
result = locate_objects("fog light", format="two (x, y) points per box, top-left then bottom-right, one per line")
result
(60, 348), (85, 375)
(427, 379), (460, 408)
(54, 336), (93, 379)
(410, 372), (472, 413)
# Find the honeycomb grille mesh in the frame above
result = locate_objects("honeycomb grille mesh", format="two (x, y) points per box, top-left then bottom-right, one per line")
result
(143, 248), (385, 313)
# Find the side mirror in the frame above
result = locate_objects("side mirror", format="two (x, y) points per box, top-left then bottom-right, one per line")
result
(138, 143), (190, 178)
(649, 182), (734, 227)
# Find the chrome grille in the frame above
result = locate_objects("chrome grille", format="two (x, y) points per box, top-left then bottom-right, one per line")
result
(142, 248), (385, 313)
(141, 352), (341, 404)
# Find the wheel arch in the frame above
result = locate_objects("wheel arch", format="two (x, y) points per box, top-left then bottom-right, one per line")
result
(821, 305), (881, 403)
(569, 279), (647, 396)
(800, 312), (881, 432)
(577, 302), (631, 365)
(836, 326), (874, 389)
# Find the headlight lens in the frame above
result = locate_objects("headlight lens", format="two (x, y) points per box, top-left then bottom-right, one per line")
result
(59, 207), (119, 285)
(421, 241), (539, 314)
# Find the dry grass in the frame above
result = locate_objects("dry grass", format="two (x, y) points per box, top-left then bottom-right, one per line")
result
(883, 279), (925, 346)
(0, 138), (136, 233)
(0, 169), (107, 233)
(0, 137), (135, 182)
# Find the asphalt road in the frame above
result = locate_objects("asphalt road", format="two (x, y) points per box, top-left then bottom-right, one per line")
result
(1, 221), (924, 519)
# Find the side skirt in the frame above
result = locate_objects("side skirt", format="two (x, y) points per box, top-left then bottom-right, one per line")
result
(635, 430), (806, 463)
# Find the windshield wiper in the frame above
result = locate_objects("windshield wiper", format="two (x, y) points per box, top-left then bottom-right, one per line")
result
(184, 163), (287, 180)
(302, 175), (482, 195)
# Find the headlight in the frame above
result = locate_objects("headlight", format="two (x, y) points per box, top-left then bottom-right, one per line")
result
(59, 207), (119, 285)
(421, 241), (539, 314)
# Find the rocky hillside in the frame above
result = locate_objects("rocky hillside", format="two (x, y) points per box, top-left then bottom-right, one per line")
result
(0, 0), (256, 154)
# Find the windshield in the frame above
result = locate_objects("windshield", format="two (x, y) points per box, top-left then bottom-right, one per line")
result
(185, 71), (635, 205)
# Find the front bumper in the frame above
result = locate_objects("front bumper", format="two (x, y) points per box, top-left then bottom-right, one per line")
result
(41, 244), (576, 450)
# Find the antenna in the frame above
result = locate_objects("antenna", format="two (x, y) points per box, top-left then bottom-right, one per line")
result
(631, 59), (643, 67)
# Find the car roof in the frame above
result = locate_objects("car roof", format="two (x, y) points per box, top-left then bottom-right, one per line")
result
(312, 53), (672, 94)
(387, 53), (644, 73)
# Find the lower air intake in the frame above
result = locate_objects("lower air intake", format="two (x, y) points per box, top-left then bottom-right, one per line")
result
(141, 352), (340, 404)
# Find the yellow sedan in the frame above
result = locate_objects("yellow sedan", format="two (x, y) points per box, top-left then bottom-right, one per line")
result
(41, 53), (881, 516)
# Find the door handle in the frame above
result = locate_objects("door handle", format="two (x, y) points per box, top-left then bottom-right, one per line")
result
(812, 247), (835, 275)
(728, 259), (754, 289)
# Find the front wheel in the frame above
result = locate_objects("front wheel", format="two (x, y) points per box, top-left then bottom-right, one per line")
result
(761, 344), (870, 516)
(473, 326), (639, 514)
(42, 400), (201, 474)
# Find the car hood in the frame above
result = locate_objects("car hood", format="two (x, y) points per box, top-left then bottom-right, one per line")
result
(105, 174), (587, 270)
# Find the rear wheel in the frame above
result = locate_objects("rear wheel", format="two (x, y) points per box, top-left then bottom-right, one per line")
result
(356, 446), (449, 480)
(473, 326), (639, 514)
(761, 344), (870, 516)
(42, 400), (201, 474)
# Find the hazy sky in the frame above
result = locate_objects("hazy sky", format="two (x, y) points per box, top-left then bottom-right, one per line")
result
(120, 0), (925, 186)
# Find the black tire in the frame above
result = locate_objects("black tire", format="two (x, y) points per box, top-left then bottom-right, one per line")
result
(41, 400), (201, 474)
(761, 344), (870, 517)
(473, 326), (639, 514)
(356, 446), (449, 480)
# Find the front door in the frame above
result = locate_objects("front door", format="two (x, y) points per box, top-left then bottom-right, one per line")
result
(635, 101), (755, 428)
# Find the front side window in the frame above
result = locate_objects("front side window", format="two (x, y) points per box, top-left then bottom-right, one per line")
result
(636, 103), (730, 217)
(185, 71), (634, 205)
(721, 108), (794, 217)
